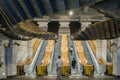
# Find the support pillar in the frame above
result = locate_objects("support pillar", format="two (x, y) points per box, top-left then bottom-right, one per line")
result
(96, 40), (107, 62)
(96, 40), (107, 76)
(5, 39), (17, 76)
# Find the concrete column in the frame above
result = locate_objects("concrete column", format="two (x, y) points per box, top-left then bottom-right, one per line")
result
(96, 40), (107, 62)
(112, 38), (120, 76)
(102, 40), (107, 62)
(5, 39), (18, 76)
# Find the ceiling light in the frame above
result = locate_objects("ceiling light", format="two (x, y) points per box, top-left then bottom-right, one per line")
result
(69, 11), (74, 16)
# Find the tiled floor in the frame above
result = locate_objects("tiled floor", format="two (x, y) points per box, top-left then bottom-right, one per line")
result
(3, 76), (120, 80)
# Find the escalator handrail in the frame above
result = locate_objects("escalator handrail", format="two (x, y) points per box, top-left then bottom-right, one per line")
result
(85, 41), (99, 71)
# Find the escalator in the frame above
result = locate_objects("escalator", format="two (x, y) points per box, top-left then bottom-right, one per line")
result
(67, 35), (79, 75)
(75, 41), (93, 76)
(51, 35), (62, 75)
(23, 39), (43, 76)
(86, 41), (106, 76)
(81, 41), (93, 65)
(81, 41), (93, 75)
(36, 40), (48, 65)
(61, 35), (69, 76)
(36, 40), (54, 76)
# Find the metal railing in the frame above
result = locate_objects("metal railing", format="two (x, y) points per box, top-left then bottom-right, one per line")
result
(85, 41), (99, 75)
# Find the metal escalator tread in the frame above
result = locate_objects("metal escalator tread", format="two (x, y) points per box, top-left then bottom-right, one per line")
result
(36, 40), (48, 65)
(51, 35), (62, 74)
(81, 41), (93, 65)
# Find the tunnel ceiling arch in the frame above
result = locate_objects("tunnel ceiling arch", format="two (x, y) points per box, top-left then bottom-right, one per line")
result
(0, 0), (120, 40)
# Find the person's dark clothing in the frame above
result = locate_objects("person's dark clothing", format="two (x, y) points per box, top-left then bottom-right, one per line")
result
(71, 59), (76, 69)
(69, 47), (73, 56)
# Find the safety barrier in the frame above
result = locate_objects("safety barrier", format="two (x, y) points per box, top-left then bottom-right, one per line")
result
(62, 66), (69, 76)
(106, 63), (113, 75)
(36, 65), (47, 76)
(84, 65), (93, 76)
(17, 65), (24, 76)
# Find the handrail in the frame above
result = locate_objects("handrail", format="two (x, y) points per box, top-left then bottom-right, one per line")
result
(89, 40), (105, 64)
(24, 40), (44, 74)
(85, 41), (99, 72)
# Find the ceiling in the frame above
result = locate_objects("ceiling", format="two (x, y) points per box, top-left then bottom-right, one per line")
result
(0, 0), (120, 40)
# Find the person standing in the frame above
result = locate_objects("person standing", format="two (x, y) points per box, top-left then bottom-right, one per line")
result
(69, 46), (73, 56)
(56, 55), (63, 79)
(71, 58), (76, 69)
(54, 35), (58, 47)
(71, 58), (76, 74)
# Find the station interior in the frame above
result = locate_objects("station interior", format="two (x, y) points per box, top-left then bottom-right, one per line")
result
(0, 0), (120, 80)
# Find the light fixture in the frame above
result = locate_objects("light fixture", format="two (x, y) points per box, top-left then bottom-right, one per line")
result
(69, 11), (74, 16)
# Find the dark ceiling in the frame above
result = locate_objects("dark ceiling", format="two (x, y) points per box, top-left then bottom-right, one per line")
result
(0, 0), (120, 40)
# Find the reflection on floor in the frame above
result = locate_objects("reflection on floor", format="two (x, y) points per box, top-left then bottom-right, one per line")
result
(4, 76), (120, 80)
